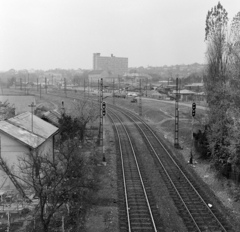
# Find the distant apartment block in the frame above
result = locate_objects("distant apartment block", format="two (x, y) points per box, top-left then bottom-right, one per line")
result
(93, 53), (128, 76)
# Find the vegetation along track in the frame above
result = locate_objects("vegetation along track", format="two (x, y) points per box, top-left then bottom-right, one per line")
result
(108, 110), (163, 231)
(109, 104), (233, 232)
(32, 90), (234, 231)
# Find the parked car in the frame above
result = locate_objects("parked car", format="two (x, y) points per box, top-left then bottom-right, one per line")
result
(131, 98), (137, 103)
(127, 92), (138, 97)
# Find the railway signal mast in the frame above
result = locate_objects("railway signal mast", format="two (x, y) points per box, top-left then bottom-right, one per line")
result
(139, 79), (142, 116)
(190, 102), (196, 164)
(99, 78), (106, 164)
(113, 79), (115, 105)
(174, 77), (181, 148)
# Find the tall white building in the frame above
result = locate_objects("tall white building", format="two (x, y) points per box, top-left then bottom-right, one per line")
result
(93, 53), (128, 76)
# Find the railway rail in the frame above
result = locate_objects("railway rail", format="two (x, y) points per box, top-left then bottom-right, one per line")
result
(108, 110), (163, 231)
(109, 104), (233, 232)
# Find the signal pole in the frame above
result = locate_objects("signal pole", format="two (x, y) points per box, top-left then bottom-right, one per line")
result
(102, 101), (106, 165)
(98, 78), (103, 145)
(174, 77), (181, 148)
(139, 79), (142, 116)
(190, 102), (196, 164)
(113, 79), (115, 105)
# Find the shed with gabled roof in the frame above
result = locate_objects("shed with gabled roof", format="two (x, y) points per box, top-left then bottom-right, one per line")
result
(0, 112), (59, 190)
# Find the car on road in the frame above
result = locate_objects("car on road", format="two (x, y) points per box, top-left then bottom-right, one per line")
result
(127, 92), (138, 97)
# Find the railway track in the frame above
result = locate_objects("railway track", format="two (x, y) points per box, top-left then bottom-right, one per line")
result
(109, 105), (233, 232)
(108, 110), (163, 231)
(29, 89), (234, 231)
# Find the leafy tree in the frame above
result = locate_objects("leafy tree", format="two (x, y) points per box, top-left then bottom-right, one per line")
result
(204, 3), (240, 180)
(72, 73), (82, 86)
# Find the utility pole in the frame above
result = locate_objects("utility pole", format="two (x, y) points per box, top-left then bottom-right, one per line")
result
(88, 78), (89, 98)
(37, 78), (38, 91)
(84, 79), (85, 98)
(113, 78), (115, 105)
(90, 78), (92, 92)
(40, 84), (41, 99)
(64, 78), (67, 97)
(174, 77), (181, 148)
(45, 77), (47, 94)
(146, 78), (148, 97)
(28, 102), (36, 133)
(118, 75), (120, 93)
(98, 79), (100, 102)
(25, 77), (27, 95)
(139, 79), (142, 116)
(20, 78), (22, 91)
(125, 79), (128, 99)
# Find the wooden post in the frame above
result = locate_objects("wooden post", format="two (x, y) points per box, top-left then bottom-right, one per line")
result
(28, 102), (36, 132)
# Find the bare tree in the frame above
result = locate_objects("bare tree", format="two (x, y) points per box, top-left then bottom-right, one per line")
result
(70, 99), (99, 142)
(16, 138), (94, 232)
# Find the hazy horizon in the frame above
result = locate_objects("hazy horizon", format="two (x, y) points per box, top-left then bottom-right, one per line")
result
(0, 0), (239, 71)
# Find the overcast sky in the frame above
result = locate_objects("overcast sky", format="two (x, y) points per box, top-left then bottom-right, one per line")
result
(0, 0), (239, 71)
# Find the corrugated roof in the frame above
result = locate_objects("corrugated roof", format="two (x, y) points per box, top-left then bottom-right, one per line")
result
(0, 112), (58, 148)
(0, 120), (45, 148)
(7, 112), (58, 140)
(42, 110), (61, 127)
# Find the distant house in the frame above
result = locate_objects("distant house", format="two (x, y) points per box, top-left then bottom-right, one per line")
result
(184, 83), (204, 92)
(0, 112), (59, 190)
(123, 73), (152, 84)
(42, 110), (61, 127)
(88, 70), (109, 82)
(172, 89), (196, 101)
(151, 91), (162, 99)
(0, 95), (36, 115)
